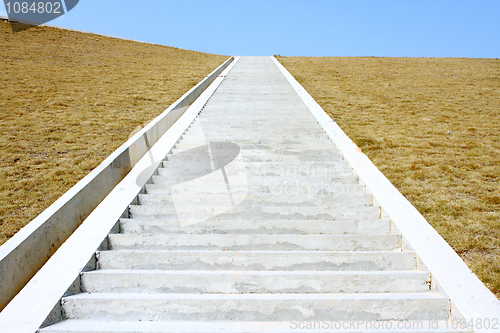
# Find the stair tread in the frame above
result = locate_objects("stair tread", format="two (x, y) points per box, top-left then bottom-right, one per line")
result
(99, 250), (411, 253)
(40, 320), (472, 333)
(83, 269), (428, 275)
(64, 292), (448, 300)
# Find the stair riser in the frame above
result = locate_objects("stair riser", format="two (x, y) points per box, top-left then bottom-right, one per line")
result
(37, 320), (473, 333)
(129, 205), (380, 220)
(197, 116), (317, 121)
(97, 252), (417, 271)
(81, 272), (430, 294)
(174, 144), (338, 150)
(179, 135), (331, 142)
(159, 163), (353, 179)
(107, 234), (401, 251)
(162, 158), (350, 167)
(198, 113), (317, 117)
(153, 171), (355, 181)
(177, 139), (335, 146)
(182, 130), (329, 136)
(151, 176), (359, 187)
(178, 135), (333, 141)
(137, 194), (373, 207)
(145, 184), (367, 196)
(182, 130), (333, 135)
(162, 155), (342, 163)
(119, 219), (392, 235)
(196, 107), (316, 112)
(154, 177), (359, 187)
(61, 297), (450, 321)
(204, 98), (306, 101)
(169, 149), (341, 157)
(201, 97), (307, 101)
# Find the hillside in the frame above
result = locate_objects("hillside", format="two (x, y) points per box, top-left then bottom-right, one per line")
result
(0, 19), (227, 246)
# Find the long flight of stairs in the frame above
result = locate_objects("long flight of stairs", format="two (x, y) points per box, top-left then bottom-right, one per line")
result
(41, 57), (469, 332)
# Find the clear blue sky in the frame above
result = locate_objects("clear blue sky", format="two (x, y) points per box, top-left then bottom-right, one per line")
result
(2, 0), (499, 57)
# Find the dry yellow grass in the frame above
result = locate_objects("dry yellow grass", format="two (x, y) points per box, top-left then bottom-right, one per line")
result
(279, 56), (500, 297)
(0, 20), (227, 246)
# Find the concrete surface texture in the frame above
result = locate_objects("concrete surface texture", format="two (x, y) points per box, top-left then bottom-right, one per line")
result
(39, 57), (473, 332)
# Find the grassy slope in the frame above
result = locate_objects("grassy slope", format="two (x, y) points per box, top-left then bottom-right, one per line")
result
(279, 56), (500, 297)
(0, 20), (228, 245)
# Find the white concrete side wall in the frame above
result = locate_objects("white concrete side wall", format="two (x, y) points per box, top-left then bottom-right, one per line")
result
(272, 56), (500, 332)
(0, 56), (234, 311)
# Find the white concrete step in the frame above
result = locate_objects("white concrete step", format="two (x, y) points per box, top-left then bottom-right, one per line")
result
(184, 129), (324, 136)
(191, 129), (326, 134)
(162, 153), (342, 163)
(107, 234), (401, 251)
(97, 251), (417, 271)
(178, 134), (332, 142)
(161, 158), (350, 166)
(118, 218), (392, 235)
(157, 162), (351, 176)
(137, 193), (373, 207)
(60, 293), (450, 321)
(150, 174), (360, 186)
(177, 139), (335, 147)
(80, 270), (430, 294)
(199, 106), (311, 112)
(197, 112), (317, 116)
(189, 121), (322, 127)
(198, 119), (319, 124)
(175, 141), (337, 151)
(39, 320), (472, 333)
(160, 160), (353, 176)
(145, 183), (367, 196)
(203, 94), (303, 99)
(176, 137), (335, 146)
(168, 148), (342, 158)
(204, 95), (305, 100)
(128, 205), (381, 220)
(197, 113), (316, 117)
(200, 103), (309, 110)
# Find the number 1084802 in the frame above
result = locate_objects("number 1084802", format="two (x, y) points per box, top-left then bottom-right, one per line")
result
(5, 1), (62, 14)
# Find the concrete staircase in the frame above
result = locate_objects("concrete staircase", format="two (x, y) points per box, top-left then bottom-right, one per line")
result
(41, 57), (469, 332)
